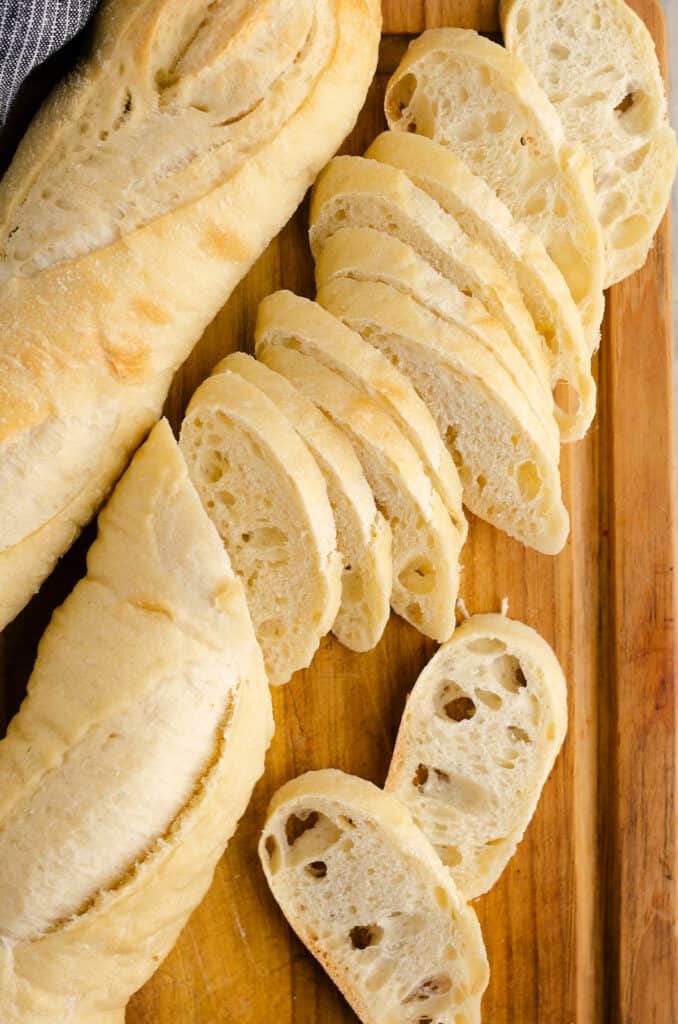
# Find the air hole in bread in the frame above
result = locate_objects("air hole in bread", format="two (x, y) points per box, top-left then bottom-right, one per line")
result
(610, 214), (650, 249)
(486, 110), (508, 133)
(349, 923), (384, 950)
(615, 92), (635, 115)
(285, 811), (319, 846)
(403, 974), (452, 1003)
(264, 834), (281, 875)
(258, 617), (283, 639)
(515, 7), (529, 32)
(476, 474), (487, 493)
(546, 721), (557, 741)
(523, 191), (548, 217)
(406, 601), (424, 626)
(516, 461), (541, 501)
(305, 860), (328, 879)
(413, 763), (429, 789)
(439, 845), (463, 867)
(399, 557), (436, 595)
(444, 696), (476, 722)
(553, 379), (581, 416)
(339, 815), (356, 829)
(621, 142), (651, 174)
(549, 42), (570, 60)
(434, 885), (449, 911)
(386, 72), (418, 124)
(507, 725), (531, 744)
(475, 687), (502, 711)
(490, 653), (527, 692)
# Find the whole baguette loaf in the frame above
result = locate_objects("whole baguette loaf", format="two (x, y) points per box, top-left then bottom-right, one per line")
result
(259, 770), (489, 1024)
(0, 419), (273, 1022)
(0, 0), (381, 631)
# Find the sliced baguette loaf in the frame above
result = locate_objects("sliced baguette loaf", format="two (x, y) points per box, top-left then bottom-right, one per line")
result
(259, 769), (489, 1024)
(257, 343), (462, 642)
(386, 613), (567, 899)
(0, 0), (381, 631)
(180, 370), (342, 685)
(318, 277), (569, 554)
(309, 155), (559, 457)
(313, 225), (559, 465)
(385, 28), (604, 352)
(0, 419), (273, 1022)
(501, 0), (678, 286)
(216, 352), (392, 653)
(255, 289), (466, 537)
(366, 131), (595, 441)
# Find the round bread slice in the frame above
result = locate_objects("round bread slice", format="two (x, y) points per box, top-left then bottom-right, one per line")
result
(180, 370), (342, 685)
(255, 289), (466, 538)
(309, 155), (559, 457)
(259, 769), (489, 1024)
(386, 613), (567, 900)
(215, 351), (392, 653)
(318, 276), (569, 555)
(384, 27), (605, 353)
(501, 0), (678, 286)
(366, 131), (595, 442)
(257, 343), (462, 642)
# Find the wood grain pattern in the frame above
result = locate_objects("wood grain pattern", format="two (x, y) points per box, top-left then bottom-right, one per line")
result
(0, 2), (675, 1022)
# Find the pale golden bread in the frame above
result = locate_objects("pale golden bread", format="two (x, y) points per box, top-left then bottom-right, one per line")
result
(365, 131), (596, 441)
(502, 0), (678, 286)
(0, 0), (381, 631)
(215, 351), (392, 653)
(384, 28), (605, 352)
(0, 420), (273, 1022)
(180, 369), (342, 685)
(386, 613), (567, 899)
(259, 769), (489, 1024)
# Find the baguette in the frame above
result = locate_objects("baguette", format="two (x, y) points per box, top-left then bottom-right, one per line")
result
(386, 613), (567, 899)
(318, 276), (569, 554)
(385, 28), (604, 352)
(0, 419), (273, 1022)
(366, 131), (595, 441)
(309, 155), (560, 457)
(259, 769), (489, 1024)
(255, 289), (466, 536)
(180, 369), (342, 685)
(258, 343), (462, 642)
(501, 0), (678, 286)
(0, 0), (381, 631)
(216, 351), (392, 653)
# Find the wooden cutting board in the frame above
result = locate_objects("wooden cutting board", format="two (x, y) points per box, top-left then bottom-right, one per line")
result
(0, 2), (675, 1022)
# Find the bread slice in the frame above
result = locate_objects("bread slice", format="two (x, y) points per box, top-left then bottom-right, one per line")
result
(318, 276), (569, 555)
(309, 155), (559, 457)
(180, 370), (342, 685)
(215, 352), (392, 653)
(366, 131), (596, 442)
(386, 613), (567, 900)
(0, 420), (273, 1021)
(257, 344), (462, 642)
(259, 769), (489, 1024)
(255, 290), (466, 537)
(501, 0), (678, 286)
(384, 28), (605, 352)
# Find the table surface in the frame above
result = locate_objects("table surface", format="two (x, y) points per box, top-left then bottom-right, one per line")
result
(668, 1), (678, 460)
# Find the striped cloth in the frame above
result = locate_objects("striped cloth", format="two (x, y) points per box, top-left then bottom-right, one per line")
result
(0, 0), (100, 124)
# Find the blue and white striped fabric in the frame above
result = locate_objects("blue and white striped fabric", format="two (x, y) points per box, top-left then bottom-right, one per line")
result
(0, 0), (100, 124)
